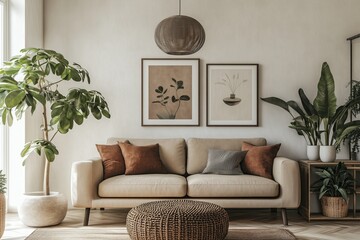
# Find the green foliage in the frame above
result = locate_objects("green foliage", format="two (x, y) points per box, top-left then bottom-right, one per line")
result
(347, 80), (360, 153)
(312, 162), (355, 202)
(314, 63), (337, 120)
(0, 48), (111, 164)
(0, 170), (6, 194)
(152, 77), (190, 119)
(262, 62), (360, 149)
(261, 89), (320, 145)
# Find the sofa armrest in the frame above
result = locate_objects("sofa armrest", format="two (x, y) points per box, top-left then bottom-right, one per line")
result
(71, 158), (103, 208)
(272, 157), (301, 208)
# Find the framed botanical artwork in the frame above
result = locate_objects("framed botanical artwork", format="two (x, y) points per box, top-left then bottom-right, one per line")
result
(142, 58), (200, 126)
(206, 64), (259, 126)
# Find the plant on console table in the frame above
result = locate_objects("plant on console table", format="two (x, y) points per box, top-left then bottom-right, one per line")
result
(261, 88), (320, 160)
(312, 162), (355, 218)
(0, 48), (110, 227)
(313, 63), (360, 162)
(262, 62), (360, 162)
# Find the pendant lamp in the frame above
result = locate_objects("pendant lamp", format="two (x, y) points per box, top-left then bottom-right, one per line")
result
(154, 0), (205, 55)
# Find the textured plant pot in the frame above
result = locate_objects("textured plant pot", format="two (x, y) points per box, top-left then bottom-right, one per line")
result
(18, 192), (67, 227)
(319, 146), (336, 162)
(307, 145), (319, 161)
(0, 193), (5, 238)
(321, 196), (348, 217)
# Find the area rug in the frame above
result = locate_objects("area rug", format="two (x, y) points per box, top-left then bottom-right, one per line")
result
(26, 227), (296, 240)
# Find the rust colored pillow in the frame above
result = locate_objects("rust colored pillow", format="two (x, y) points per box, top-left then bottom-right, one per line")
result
(119, 142), (167, 175)
(241, 142), (281, 179)
(96, 144), (125, 179)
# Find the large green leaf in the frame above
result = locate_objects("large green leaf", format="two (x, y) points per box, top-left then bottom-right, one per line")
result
(5, 90), (26, 108)
(0, 82), (19, 91)
(287, 101), (305, 117)
(313, 62), (337, 119)
(44, 147), (55, 162)
(299, 88), (317, 115)
(261, 97), (290, 113)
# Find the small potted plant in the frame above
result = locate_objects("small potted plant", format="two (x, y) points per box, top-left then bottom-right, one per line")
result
(312, 162), (355, 217)
(0, 170), (6, 238)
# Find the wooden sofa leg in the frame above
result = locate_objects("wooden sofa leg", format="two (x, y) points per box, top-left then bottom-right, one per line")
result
(281, 208), (288, 226)
(100, 208), (105, 211)
(84, 208), (90, 226)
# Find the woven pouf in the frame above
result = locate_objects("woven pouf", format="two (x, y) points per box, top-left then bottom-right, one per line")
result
(126, 199), (229, 240)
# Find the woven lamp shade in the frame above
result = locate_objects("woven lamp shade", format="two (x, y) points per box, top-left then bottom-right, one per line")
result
(155, 15), (205, 55)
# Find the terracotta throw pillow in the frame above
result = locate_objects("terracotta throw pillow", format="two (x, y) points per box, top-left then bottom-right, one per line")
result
(96, 144), (125, 179)
(118, 142), (167, 175)
(241, 142), (281, 179)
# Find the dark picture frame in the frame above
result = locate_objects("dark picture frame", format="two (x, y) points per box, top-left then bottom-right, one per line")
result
(206, 64), (259, 126)
(142, 58), (200, 126)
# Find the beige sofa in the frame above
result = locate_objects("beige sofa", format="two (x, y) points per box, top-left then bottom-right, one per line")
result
(71, 138), (300, 226)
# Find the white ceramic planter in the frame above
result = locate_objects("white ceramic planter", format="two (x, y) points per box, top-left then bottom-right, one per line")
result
(18, 192), (67, 227)
(319, 146), (336, 162)
(307, 145), (319, 161)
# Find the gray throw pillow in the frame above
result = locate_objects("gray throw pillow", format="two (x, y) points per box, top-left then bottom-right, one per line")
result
(202, 149), (247, 175)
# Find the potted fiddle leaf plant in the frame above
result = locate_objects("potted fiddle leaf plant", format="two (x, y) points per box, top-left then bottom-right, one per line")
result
(0, 170), (6, 238)
(312, 162), (355, 217)
(0, 48), (110, 227)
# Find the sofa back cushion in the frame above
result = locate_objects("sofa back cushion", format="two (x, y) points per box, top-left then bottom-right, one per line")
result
(107, 138), (186, 175)
(187, 138), (267, 174)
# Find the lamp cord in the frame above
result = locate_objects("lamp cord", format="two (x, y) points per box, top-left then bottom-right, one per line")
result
(178, 0), (181, 15)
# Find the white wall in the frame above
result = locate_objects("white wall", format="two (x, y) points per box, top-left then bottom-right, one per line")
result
(40, 0), (360, 204)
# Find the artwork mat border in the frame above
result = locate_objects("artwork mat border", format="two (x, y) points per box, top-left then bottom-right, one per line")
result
(206, 63), (259, 126)
(142, 58), (200, 126)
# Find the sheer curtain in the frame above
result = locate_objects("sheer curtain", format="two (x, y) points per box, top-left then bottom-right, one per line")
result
(0, 0), (26, 212)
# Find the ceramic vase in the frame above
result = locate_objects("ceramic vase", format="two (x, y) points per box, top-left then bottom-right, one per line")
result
(319, 146), (336, 162)
(307, 145), (319, 161)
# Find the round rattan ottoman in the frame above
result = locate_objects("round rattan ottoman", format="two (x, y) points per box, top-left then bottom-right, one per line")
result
(126, 199), (229, 240)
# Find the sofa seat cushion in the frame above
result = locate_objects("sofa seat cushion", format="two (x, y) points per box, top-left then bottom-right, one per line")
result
(187, 174), (279, 198)
(98, 174), (187, 198)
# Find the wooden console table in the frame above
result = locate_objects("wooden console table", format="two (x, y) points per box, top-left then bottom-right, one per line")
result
(298, 159), (360, 221)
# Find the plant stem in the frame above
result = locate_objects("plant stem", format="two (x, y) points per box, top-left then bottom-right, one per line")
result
(42, 101), (50, 196)
(44, 79), (63, 88)
(50, 130), (59, 142)
(39, 75), (50, 196)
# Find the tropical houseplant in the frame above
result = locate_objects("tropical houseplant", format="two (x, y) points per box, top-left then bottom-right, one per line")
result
(262, 62), (360, 161)
(0, 48), (110, 226)
(312, 162), (355, 217)
(0, 170), (6, 238)
(347, 80), (360, 159)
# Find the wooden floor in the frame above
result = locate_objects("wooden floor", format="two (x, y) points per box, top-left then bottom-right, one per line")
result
(2, 208), (360, 240)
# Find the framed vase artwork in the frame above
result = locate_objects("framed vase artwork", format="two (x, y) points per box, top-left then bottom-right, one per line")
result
(206, 64), (258, 126)
(142, 58), (200, 126)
